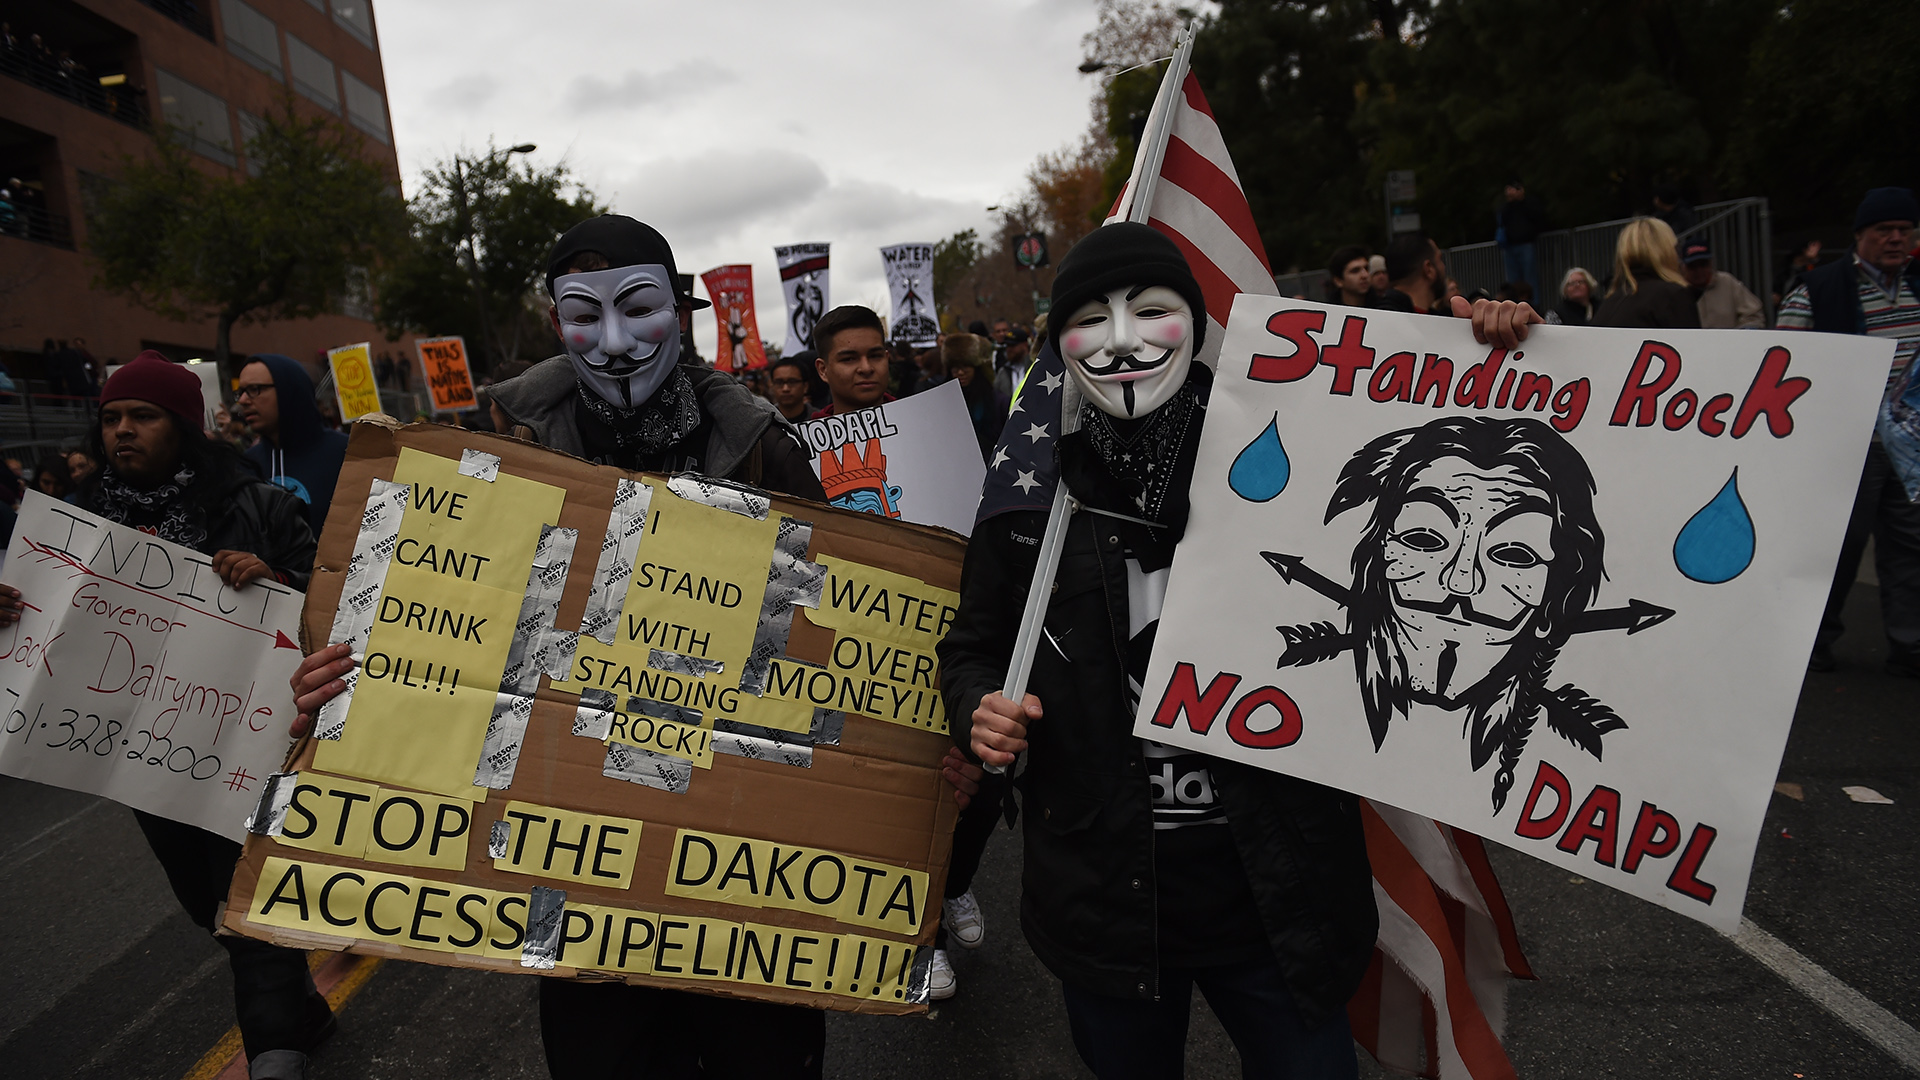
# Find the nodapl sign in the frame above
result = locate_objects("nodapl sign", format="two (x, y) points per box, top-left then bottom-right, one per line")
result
(1136, 296), (1889, 932)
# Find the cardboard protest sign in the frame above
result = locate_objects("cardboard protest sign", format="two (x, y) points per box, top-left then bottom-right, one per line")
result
(700, 265), (769, 374)
(0, 493), (306, 839)
(1136, 297), (1888, 932)
(416, 336), (477, 412)
(328, 342), (382, 421)
(224, 423), (963, 1012)
(796, 380), (985, 536)
(776, 242), (830, 358)
(880, 243), (939, 348)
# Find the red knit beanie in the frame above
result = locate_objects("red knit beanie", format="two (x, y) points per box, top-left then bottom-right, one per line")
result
(101, 350), (205, 429)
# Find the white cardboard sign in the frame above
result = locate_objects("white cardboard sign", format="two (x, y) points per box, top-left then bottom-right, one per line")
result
(880, 242), (940, 348)
(795, 379), (986, 536)
(1136, 296), (1889, 931)
(0, 493), (306, 839)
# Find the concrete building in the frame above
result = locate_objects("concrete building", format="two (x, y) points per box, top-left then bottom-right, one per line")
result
(0, 0), (406, 403)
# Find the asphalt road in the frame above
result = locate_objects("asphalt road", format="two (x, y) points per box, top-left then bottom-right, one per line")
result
(2, 580), (1912, 1079)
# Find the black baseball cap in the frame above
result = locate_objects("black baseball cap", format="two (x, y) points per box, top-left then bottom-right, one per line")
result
(546, 214), (710, 309)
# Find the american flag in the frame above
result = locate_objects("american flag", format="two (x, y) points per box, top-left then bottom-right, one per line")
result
(975, 27), (1532, 1079)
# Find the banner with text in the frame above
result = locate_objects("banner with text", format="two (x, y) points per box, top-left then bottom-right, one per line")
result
(1136, 297), (1888, 932)
(879, 243), (939, 348)
(776, 243), (830, 358)
(225, 425), (963, 1013)
(0, 493), (306, 839)
(417, 336), (478, 412)
(700, 265), (769, 374)
(796, 380), (984, 536)
(328, 342), (382, 421)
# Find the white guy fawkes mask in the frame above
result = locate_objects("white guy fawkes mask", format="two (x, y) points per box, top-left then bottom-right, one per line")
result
(553, 264), (682, 408)
(1059, 284), (1195, 418)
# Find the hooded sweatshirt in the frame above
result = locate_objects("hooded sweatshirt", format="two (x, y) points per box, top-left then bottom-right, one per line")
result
(242, 353), (349, 538)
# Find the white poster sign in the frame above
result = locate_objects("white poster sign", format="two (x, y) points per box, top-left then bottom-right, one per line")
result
(1137, 297), (1889, 931)
(776, 242), (831, 358)
(0, 493), (306, 839)
(795, 380), (986, 536)
(880, 242), (940, 348)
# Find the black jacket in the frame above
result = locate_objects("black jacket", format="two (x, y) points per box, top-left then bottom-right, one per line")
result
(489, 357), (826, 501)
(77, 461), (318, 591)
(1594, 275), (1701, 330)
(938, 418), (1377, 1023)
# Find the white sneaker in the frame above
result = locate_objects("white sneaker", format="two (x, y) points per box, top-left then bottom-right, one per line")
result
(928, 948), (957, 1000)
(944, 889), (987, 949)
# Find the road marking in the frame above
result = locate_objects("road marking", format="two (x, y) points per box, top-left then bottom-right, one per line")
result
(0, 798), (107, 870)
(1731, 917), (1920, 1073)
(181, 951), (385, 1080)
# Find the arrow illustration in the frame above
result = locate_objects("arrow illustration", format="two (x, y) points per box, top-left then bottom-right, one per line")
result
(1259, 551), (1351, 606)
(1571, 599), (1675, 636)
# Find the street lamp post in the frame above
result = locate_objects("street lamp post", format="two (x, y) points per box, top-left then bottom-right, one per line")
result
(450, 143), (536, 374)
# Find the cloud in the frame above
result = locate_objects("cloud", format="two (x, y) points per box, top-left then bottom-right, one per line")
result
(426, 74), (498, 112)
(612, 148), (830, 245)
(563, 62), (734, 114)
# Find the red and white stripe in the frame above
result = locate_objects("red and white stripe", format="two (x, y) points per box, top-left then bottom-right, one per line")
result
(1105, 70), (1276, 363)
(1109, 57), (1532, 1079)
(1350, 800), (1536, 1079)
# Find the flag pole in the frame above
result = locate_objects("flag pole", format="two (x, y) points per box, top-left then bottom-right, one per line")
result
(984, 22), (1198, 775)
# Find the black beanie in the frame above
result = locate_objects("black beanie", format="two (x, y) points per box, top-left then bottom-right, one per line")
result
(546, 214), (710, 309)
(1048, 222), (1206, 356)
(1853, 187), (1920, 231)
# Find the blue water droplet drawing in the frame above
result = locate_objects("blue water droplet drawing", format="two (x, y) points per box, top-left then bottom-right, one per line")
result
(1673, 469), (1755, 584)
(1228, 414), (1290, 502)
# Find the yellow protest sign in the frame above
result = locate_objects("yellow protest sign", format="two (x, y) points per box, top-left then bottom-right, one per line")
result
(273, 772), (472, 871)
(492, 800), (644, 888)
(328, 342), (383, 420)
(808, 556), (959, 649)
(315, 448), (565, 798)
(665, 828), (930, 935)
(607, 707), (715, 768)
(416, 336), (477, 411)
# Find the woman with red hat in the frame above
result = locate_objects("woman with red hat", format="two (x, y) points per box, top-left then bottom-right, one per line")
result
(0, 351), (329, 1080)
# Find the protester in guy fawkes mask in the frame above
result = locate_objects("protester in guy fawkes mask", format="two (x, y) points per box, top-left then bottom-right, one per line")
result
(292, 215), (829, 1080)
(942, 224), (1541, 1078)
(0, 353), (326, 1080)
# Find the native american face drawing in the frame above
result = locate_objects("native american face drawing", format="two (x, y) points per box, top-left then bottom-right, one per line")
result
(553, 264), (682, 408)
(1265, 416), (1668, 812)
(1059, 285), (1195, 418)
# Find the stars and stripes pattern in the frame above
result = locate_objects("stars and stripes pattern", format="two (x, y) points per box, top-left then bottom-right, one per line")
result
(973, 42), (1531, 1078)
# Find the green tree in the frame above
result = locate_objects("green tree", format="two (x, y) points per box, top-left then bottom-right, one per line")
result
(932, 229), (981, 328)
(88, 103), (404, 370)
(375, 149), (603, 373)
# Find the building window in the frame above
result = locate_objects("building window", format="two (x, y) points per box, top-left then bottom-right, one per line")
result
(220, 0), (283, 80)
(154, 69), (236, 166)
(238, 111), (266, 176)
(285, 34), (339, 113)
(331, 1), (376, 49)
(341, 71), (389, 144)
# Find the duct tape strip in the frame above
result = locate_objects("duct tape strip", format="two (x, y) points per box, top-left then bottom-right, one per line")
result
(497, 525), (579, 696)
(314, 479), (410, 741)
(573, 688), (616, 740)
(488, 819), (511, 860)
(473, 693), (536, 789)
(666, 474), (771, 520)
(647, 649), (723, 677)
(457, 448), (502, 482)
(738, 519), (824, 695)
(812, 709), (845, 747)
(629, 696), (702, 728)
(581, 479), (652, 645)
(904, 946), (934, 1004)
(712, 729), (813, 769)
(715, 716), (813, 746)
(521, 886), (567, 969)
(244, 771), (298, 835)
(602, 742), (692, 794)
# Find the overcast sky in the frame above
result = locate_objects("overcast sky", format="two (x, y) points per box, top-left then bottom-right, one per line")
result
(374, 0), (1108, 361)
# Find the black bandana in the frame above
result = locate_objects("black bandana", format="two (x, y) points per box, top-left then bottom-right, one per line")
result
(1055, 366), (1209, 570)
(575, 366), (702, 457)
(92, 466), (208, 550)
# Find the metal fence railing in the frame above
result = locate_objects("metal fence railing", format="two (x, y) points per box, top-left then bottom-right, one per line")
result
(0, 49), (152, 132)
(136, 0), (216, 41)
(0, 391), (100, 456)
(0, 202), (76, 250)
(1445, 197), (1775, 324)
